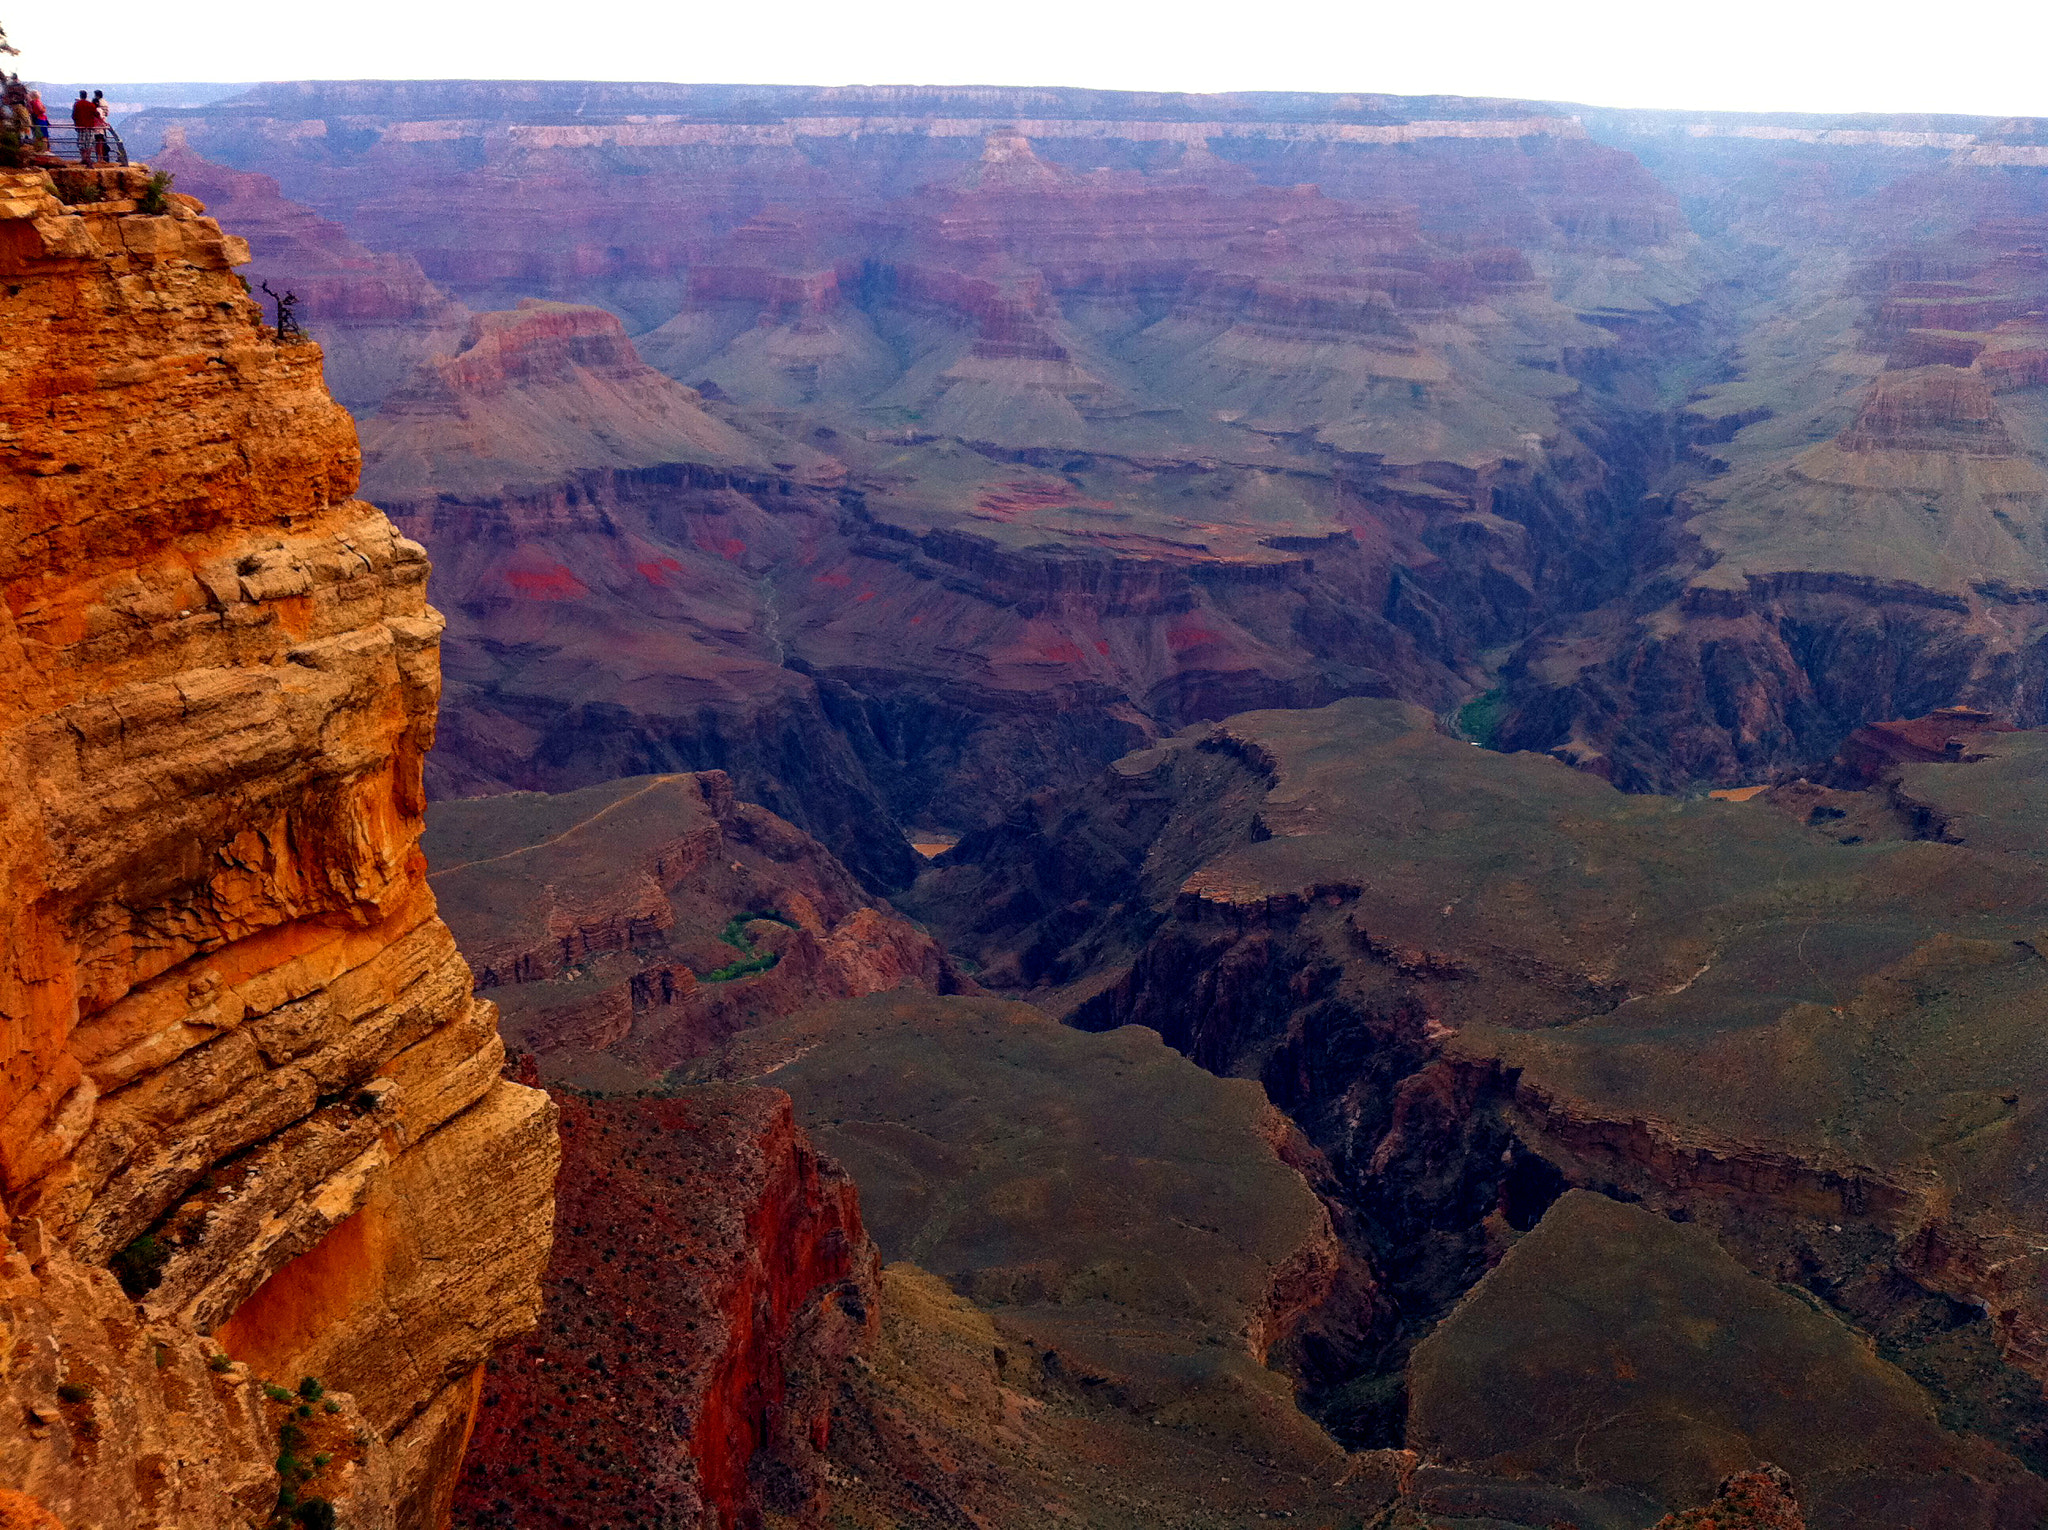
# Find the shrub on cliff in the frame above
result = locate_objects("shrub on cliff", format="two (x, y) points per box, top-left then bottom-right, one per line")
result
(706, 950), (779, 982)
(136, 171), (174, 215)
(111, 1232), (171, 1296)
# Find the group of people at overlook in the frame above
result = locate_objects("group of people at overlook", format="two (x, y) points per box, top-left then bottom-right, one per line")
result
(5, 76), (117, 161)
(2, 21), (120, 163)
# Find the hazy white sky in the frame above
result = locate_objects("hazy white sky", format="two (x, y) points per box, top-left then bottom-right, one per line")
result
(7, 0), (2047, 117)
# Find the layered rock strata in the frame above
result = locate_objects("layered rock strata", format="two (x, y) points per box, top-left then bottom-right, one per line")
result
(124, 84), (1695, 335)
(117, 89), (2048, 811)
(138, 86), (1712, 867)
(0, 164), (556, 1527)
(421, 771), (967, 1087)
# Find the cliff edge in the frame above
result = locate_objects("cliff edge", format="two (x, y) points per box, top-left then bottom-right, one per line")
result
(0, 164), (558, 1529)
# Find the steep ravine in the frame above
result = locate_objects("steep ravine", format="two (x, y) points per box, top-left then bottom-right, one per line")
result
(1493, 119), (2048, 787)
(908, 699), (2048, 1514)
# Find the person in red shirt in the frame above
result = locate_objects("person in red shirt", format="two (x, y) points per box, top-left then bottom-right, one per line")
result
(68, 89), (93, 161)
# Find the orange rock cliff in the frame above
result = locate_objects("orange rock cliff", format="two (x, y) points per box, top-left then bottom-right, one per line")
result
(0, 165), (559, 1527)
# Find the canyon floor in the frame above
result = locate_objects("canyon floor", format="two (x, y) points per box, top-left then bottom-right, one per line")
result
(424, 699), (2048, 1527)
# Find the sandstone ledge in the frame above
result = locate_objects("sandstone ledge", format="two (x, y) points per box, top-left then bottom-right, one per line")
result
(0, 164), (557, 1527)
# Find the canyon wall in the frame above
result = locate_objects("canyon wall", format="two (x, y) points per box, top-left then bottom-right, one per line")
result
(118, 87), (2048, 813)
(119, 84), (1673, 331)
(0, 164), (556, 1527)
(110, 84), (1713, 875)
(1490, 112), (2048, 784)
(453, 1082), (877, 1529)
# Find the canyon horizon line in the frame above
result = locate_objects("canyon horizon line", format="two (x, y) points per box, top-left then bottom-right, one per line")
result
(6, 70), (2048, 1530)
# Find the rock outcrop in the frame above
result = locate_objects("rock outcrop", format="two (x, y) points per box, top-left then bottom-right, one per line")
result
(420, 772), (968, 1087)
(452, 1084), (876, 1529)
(0, 163), (556, 1528)
(358, 300), (783, 502)
(149, 135), (470, 415)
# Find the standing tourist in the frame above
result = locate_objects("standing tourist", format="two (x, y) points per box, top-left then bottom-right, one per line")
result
(4, 74), (29, 149)
(26, 86), (45, 149)
(68, 89), (92, 161)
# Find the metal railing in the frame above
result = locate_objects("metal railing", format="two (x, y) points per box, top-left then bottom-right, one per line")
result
(15, 122), (129, 166)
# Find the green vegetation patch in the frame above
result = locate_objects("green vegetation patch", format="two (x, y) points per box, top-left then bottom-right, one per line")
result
(265, 1373), (339, 1530)
(704, 911), (794, 982)
(136, 170), (175, 215)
